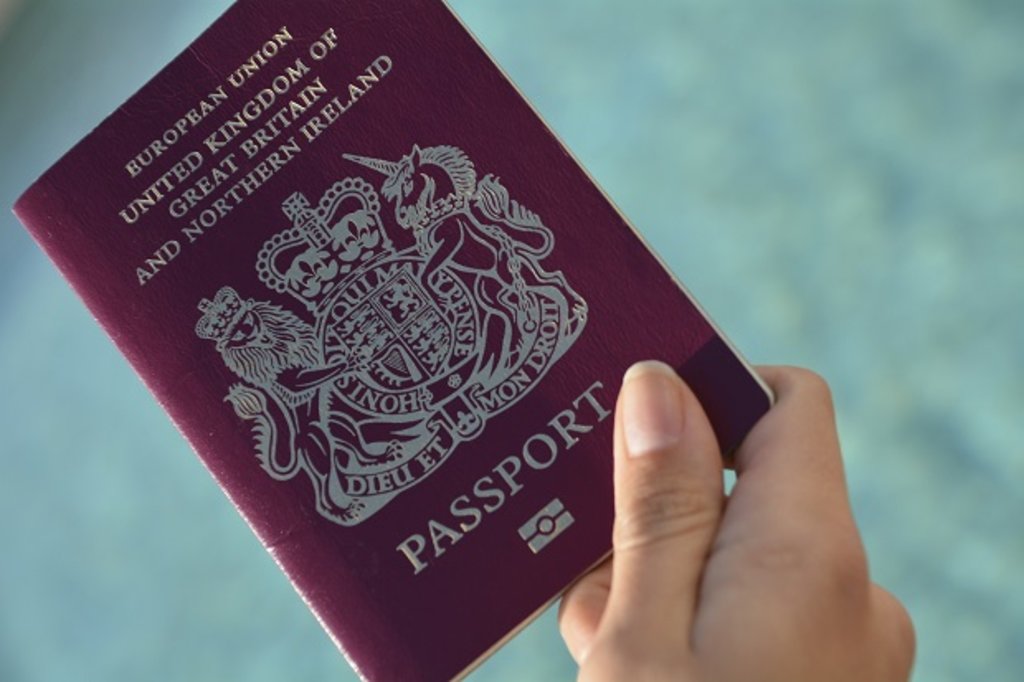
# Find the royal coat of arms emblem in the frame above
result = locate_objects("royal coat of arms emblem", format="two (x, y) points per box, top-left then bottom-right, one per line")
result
(195, 144), (587, 525)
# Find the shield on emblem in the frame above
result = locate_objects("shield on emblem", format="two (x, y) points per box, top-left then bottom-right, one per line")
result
(318, 254), (481, 422)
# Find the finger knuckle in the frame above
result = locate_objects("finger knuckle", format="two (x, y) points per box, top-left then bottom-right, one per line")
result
(582, 632), (684, 682)
(893, 603), (917, 662)
(743, 537), (808, 574)
(614, 477), (718, 551)
(558, 580), (600, 629)
(816, 529), (870, 590)
(895, 600), (916, 651)
(737, 532), (870, 599)
(579, 646), (643, 681)
(794, 368), (836, 414)
(880, 593), (917, 676)
(556, 593), (574, 629)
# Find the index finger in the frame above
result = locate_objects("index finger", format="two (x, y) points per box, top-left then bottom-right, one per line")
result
(738, 365), (849, 495)
(691, 367), (877, 659)
(711, 366), (864, 572)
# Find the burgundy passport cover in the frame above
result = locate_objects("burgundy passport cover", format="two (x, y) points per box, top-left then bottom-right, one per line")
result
(14, 1), (771, 679)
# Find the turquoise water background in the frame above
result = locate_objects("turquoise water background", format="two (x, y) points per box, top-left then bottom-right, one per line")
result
(1, 0), (1022, 680)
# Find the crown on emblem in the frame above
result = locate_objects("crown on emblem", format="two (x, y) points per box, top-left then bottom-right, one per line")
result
(196, 286), (247, 347)
(257, 178), (392, 311)
(280, 192), (331, 249)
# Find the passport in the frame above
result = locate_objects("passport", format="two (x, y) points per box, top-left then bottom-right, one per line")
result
(13, 1), (772, 679)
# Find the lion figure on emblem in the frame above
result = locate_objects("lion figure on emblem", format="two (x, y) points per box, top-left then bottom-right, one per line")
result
(196, 285), (382, 524)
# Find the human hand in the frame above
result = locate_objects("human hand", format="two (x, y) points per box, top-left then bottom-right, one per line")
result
(559, 363), (915, 681)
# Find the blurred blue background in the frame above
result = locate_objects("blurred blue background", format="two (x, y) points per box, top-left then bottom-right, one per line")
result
(1, 0), (1022, 680)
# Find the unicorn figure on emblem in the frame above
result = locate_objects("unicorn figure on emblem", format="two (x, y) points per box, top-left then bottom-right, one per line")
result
(345, 145), (587, 378)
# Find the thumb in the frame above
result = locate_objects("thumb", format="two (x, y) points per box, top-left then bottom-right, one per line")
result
(601, 361), (725, 645)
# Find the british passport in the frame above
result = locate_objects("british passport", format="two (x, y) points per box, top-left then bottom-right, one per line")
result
(13, 1), (772, 679)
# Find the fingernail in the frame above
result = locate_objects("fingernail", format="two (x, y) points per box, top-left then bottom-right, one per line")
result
(621, 361), (685, 457)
